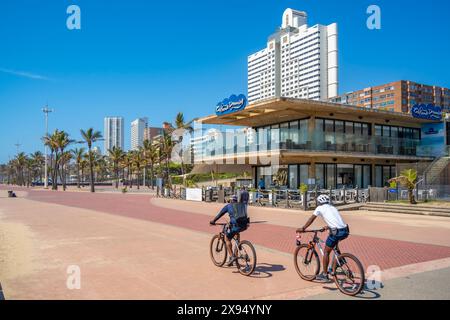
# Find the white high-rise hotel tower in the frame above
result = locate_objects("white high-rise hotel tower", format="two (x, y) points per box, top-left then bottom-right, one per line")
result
(131, 117), (148, 150)
(104, 117), (124, 152)
(248, 9), (338, 103)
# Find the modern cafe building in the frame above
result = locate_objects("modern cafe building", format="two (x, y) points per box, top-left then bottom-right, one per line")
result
(194, 98), (447, 190)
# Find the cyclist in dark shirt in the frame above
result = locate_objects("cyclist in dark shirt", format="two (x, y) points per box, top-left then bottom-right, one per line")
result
(210, 195), (248, 266)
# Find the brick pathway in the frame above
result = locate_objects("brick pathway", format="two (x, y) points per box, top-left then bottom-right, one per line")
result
(11, 188), (450, 271)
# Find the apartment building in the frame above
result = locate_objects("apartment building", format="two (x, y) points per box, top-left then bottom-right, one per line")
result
(330, 80), (450, 113)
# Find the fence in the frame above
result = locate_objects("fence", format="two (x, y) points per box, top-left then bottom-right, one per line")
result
(158, 186), (369, 210)
(368, 185), (450, 202)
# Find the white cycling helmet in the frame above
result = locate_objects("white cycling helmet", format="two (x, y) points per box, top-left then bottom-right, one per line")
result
(317, 194), (330, 205)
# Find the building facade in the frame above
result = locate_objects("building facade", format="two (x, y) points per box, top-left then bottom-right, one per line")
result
(131, 117), (148, 150)
(330, 80), (450, 113)
(144, 127), (164, 142)
(104, 117), (124, 153)
(248, 8), (338, 104)
(196, 98), (441, 190)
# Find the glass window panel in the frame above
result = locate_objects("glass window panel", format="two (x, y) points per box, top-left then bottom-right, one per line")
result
(354, 165), (363, 188)
(280, 122), (289, 144)
(315, 119), (324, 132)
(289, 165), (298, 189)
(300, 164), (309, 186)
(325, 120), (334, 133)
(375, 166), (383, 187)
(300, 119), (309, 143)
(337, 164), (354, 188)
(363, 165), (372, 188)
(354, 122), (362, 135)
(335, 120), (344, 134)
(391, 126), (399, 139)
(289, 121), (299, 145)
(383, 125), (391, 137)
(375, 125), (382, 136)
(315, 164), (325, 189)
(345, 121), (354, 134)
(326, 164), (336, 189)
(363, 123), (371, 136)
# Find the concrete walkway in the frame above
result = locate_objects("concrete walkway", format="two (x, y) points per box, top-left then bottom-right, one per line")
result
(1, 186), (450, 300)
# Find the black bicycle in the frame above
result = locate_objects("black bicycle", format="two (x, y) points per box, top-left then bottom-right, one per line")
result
(210, 222), (257, 276)
(294, 228), (365, 296)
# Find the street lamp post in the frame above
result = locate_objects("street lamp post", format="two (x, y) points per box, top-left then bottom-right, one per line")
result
(42, 106), (53, 189)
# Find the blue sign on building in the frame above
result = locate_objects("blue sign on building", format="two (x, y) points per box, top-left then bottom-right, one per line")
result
(411, 104), (442, 121)
(216, 94), (247, 116)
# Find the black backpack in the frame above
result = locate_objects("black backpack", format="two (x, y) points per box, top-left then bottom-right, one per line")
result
(232, 203), (250, 229)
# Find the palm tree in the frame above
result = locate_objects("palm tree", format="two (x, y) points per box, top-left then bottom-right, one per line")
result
(80, 128), (103, 193)
(80, 157), (89, 187)
(121, 152), (133, 188)
(172, 112), (195, 177)
(131, 149), (146, 190)
(174, 112), (194, 132)
(389, 169), (418, 204)
(13, 152), (28, 186)
(43, 130), (60, 189)
(72, 148), (86, 188)
(56, 131), (73, 191)
(59, 151), (73, 191)
(93, 154), (108, 183)
(159, 133), (175, 187)
(142, 140), (159, 189)
(30, 151), (45, 184)
(108, 146), (124, 189)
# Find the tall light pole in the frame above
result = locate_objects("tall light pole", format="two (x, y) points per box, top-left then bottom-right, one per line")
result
(42, 106), (54, 189)
(14, 142), (21, 154)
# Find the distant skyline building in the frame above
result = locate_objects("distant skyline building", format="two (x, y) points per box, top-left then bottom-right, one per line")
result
(248, 8), (338, 104)
(131, 117), (148, 150)
(329, 80), (450, 113)
(104, 117), (124, 153)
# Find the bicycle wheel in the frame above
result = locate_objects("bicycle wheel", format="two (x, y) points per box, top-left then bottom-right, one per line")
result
(294, 245), (320, 281)
(332, 253), (365, 296)
(235, 240), (257, 276)
(209, 235), (227, 267)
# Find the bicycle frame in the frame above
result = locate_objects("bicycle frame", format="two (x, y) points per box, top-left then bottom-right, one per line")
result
(303, 231), (344, 273)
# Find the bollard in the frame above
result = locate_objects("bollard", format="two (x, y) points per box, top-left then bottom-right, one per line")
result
(302, 191), (308, 211)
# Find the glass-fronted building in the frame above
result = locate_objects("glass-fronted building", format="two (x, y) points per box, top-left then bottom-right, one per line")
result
(194, 98), (439, 190)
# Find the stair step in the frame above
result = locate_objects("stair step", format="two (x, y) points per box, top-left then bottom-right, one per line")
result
(362, 207), (450, 217)
(363, 203), (450, 213)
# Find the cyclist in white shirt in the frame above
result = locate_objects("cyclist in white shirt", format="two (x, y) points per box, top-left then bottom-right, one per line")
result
(297, 194), (350, 282)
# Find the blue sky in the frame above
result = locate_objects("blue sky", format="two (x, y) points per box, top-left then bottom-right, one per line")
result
(1, 0), (449, 162)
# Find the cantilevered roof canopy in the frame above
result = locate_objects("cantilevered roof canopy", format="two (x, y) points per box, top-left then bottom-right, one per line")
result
(198, 98), (437, 127)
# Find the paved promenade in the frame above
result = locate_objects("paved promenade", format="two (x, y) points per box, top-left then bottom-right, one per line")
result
(1, 186), (450, 299)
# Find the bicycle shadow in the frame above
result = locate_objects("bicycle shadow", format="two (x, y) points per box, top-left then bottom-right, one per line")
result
(231, 263), (286, 278)
(316, 282), (382, 300)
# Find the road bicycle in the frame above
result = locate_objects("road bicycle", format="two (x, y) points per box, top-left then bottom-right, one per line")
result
(210, 222), (257, 276)
(294, 228), (365, 296)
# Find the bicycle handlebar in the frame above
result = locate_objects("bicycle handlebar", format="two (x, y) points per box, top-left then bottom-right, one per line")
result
(298, 228), (327, 234)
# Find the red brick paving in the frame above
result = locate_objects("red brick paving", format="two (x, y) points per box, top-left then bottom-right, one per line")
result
(6, 187), (450, 271)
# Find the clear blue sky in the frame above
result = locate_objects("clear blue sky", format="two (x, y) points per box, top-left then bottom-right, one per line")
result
(1, 0), (449, 163)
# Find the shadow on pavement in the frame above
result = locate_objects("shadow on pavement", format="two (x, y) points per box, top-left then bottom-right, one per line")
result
(249, 263), (287, 278)
(318, 283), (382, 300)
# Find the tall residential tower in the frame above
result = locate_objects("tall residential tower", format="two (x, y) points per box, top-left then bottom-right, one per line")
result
(104, 117), (124, 153)
(131, 117), (148, 150)
(248, 8), (338, 104)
